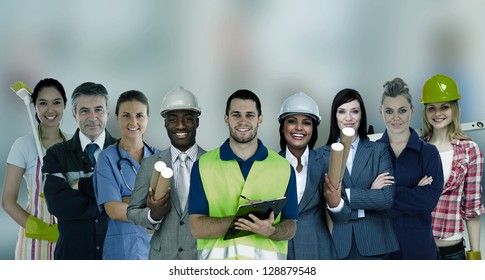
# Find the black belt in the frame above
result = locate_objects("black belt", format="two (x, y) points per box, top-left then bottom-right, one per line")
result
(438, 240), (465, 257)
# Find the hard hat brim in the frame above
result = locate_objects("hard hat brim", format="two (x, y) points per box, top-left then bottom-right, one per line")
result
(161, 107), (201, 117)
(278, 112), (321, 125)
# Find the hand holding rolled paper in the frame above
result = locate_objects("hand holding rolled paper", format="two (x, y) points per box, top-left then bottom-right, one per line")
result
(151, 161), (174, 200)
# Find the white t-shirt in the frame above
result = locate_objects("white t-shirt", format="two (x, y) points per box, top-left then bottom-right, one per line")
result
(7, 133), (40, 184)
(7, 132), (72, 185)
(439, 150), (454, 184)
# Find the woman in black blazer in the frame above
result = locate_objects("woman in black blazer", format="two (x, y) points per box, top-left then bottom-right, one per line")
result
(321, 88), (399, 259)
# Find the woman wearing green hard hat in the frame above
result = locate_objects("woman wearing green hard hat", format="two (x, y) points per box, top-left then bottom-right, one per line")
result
(421, 74), (485, 260)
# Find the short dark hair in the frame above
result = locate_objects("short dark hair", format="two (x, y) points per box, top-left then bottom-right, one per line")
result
(115, 90), (150, 116)
(326, 88), (368, 145)
(71, 82), (108, 112)
(225, 89), (262, 116)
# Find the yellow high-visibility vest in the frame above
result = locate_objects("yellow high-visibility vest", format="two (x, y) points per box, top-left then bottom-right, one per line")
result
(197, 148), (291, 260)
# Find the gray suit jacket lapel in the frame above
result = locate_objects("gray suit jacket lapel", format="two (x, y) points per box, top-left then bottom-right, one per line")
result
(278, 149), (322, 213)
(298, 149), (322, 212)
(350, 140), (372, 187)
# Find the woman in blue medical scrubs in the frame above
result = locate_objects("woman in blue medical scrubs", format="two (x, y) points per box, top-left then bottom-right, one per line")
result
(94, 90), (159, 259)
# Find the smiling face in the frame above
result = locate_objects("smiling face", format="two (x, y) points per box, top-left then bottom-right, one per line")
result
(164, 109), (198, 151)
(116, 100), (148, 141)
(381, 95), (413, 135)
(336, 99), (362, 134)
(282, 114), (313, 153)
(35, 87), (65, 127)
(72, 95), (109, 141)
(224, 98), (262, 144)
(425, 102), (452, 130)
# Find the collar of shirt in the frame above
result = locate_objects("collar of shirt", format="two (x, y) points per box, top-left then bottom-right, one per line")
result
(350, 136), (359, 151)
(339, 136), (360, 163)
(220, 138), (268, 163)
(285, 146), (309, 204)
(285, 145), (309, 168)
(170, 144), (198, 165)
(79, 130), (106, 152)
(380, 127), (421, 153)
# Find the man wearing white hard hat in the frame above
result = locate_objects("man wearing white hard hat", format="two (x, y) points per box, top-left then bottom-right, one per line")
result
(127, 86), (206, 259)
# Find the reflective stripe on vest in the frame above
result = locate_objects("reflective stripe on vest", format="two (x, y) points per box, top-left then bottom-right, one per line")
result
(197, 148), (291, 260)
(199, 243), (286, 260)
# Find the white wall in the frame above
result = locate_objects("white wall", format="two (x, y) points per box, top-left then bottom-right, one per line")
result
(1, 0), (485, 259)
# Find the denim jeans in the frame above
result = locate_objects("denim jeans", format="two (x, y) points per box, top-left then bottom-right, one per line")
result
(438, 239), (466, 260)
(439, 248), (466, 260)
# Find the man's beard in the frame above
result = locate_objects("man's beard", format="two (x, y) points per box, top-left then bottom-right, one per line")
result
(229, 126), (257, 144)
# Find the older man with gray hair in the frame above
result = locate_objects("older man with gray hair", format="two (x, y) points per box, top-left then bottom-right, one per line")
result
(43, 82), (117, 260)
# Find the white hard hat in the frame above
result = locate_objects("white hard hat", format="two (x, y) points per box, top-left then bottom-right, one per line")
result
(278, 92), (321, 125)
(160, 86), (201, 117)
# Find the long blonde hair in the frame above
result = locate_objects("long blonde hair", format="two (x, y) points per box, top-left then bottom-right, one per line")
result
(422, 100), (470, 140)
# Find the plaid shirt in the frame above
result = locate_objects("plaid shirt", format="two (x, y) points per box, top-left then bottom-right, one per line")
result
(423, 136), (485, 239)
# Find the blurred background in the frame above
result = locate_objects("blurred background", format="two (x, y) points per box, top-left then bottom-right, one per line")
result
(1, 0), (485, 259)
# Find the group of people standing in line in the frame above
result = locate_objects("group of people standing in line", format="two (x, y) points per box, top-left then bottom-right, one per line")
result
(2, 73), (483, 260)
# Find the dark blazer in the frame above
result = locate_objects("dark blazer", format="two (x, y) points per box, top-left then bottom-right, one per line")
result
(43, 129), (117, 260)
(316, 139), (399, 259)
(127, 146), (206, 259)
(279, 149), (337, 260)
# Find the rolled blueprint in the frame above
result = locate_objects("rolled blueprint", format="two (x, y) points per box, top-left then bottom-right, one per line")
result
(149, 161), (166, 192)
(328, 142), (344, 189)
(325, 142), (345, 235)
(154, 167), (173, 200)
(339, 127), (355, 181)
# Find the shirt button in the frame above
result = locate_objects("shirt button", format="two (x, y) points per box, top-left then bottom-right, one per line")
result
(178, 248), (183, 252)
(179, 221), (185, 226)
(96, 246), (100, 250)
(95, 219), (98, 223)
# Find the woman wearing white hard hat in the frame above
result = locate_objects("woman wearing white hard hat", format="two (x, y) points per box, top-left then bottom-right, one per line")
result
(277, 92), (336, 260)
(421, 74), (484, 260)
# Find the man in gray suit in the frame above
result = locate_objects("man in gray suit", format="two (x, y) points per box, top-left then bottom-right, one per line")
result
(127, 86), (206, 259)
